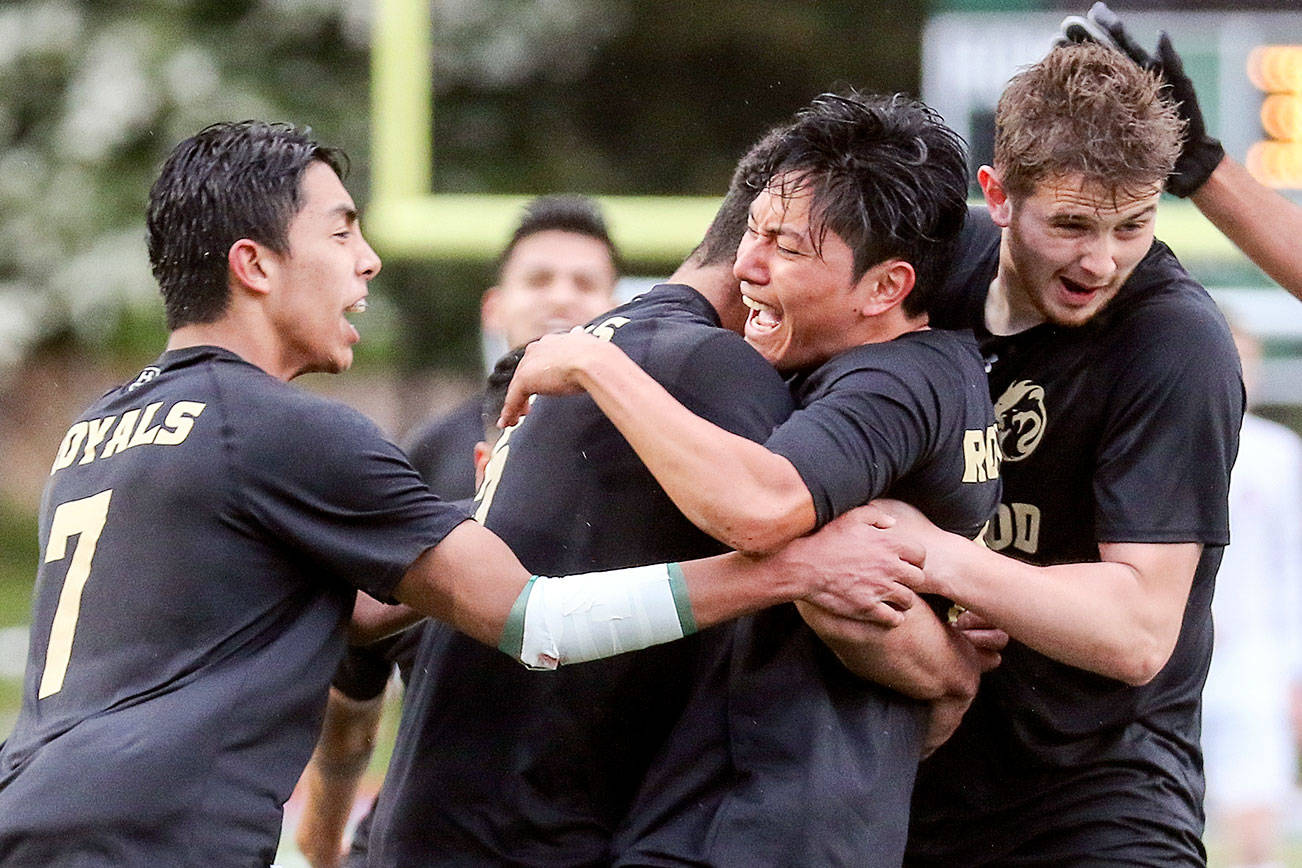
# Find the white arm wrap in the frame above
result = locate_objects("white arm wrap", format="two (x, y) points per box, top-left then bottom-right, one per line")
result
(498, 563), (696, 670)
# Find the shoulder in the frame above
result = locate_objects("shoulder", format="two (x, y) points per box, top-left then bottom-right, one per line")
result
(812, 329), (983, 389)
(604, 283), (717, 328)
(1105, 245), (1236, 366)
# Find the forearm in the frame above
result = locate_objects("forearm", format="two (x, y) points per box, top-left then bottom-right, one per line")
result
(295, 689), (385, 868)
(795, 598), (976, 701)
(1192, 156), (1302, 300)
(929, 534), (1194, 685)
(573, 343), (813, 553)
(348, 593), (423, 645)
(400, 507), (918, 670)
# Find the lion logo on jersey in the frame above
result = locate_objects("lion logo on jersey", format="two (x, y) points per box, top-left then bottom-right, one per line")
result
(993, 379), (1046, 462)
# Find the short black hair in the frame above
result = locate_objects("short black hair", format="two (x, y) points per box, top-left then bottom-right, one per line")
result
(494, 195), (621, 281)
(759, 92), (969, 316)
(481, 345), (527, 440)
(146, 121), (347, 329)
(689, 125), (789, 268)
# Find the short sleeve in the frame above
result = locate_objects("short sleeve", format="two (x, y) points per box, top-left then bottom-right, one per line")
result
(1093, 296), (1243, 544)
(233, 396), (469, 601)
(765, 362), (937, 528)
(660, 330), (796, 442)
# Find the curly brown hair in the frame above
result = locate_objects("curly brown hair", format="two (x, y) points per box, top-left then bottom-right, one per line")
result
(994, 43), (1183, 201)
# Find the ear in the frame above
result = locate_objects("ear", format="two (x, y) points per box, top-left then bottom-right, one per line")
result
(480, 286), (504, 333)
(472, 440), (492, 488)
(227, 239), (274, 296)
(977, 166), (1012, 228)
(858, 259), (916, 317)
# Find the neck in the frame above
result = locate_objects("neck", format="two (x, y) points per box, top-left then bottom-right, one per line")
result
(167, 311), (295, 381)
(668, 260), (748, 334)
(986, 238), (1045, 336)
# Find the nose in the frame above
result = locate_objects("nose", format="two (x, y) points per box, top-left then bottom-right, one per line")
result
(733, 233), (767, 286)
(1076, 234), (1115, 283)
(358, 235), (382, 280)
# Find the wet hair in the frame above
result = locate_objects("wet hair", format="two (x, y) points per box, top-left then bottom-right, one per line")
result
(995, 43), (1183, 201)
(494, 195), (621, 281)
(481, 345), (527, 442)
(688, 125), (789, 268)
(756, 91), (970, 316)
(146, 121), (346, 330)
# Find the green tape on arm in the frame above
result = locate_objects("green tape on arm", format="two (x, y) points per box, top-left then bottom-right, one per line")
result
(497, 575), (539, 658)
(666, 563), (697, 635)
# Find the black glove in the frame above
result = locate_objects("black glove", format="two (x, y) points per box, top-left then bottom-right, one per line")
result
(1059, 3), (1226, 197)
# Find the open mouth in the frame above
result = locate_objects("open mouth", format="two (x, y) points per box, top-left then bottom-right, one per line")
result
(742, 293), (781, 332)
(344, 298), (368, 314)
(1059, 277), (1101, 297)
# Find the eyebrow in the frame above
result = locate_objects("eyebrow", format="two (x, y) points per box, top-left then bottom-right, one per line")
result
(748, 206), (807, 244)
(326, 204), (360, 223)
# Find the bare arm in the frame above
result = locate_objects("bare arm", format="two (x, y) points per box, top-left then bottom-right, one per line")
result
(1192, 156), (1302, 302)
(348, 594), (423, 646)
(796, 599), (1006, 756)
(794, 595), (996, 700)
(883, 500), (1200, 686)
(388, 506), (923, 666)
(499, 332), (815, 554)
(294, 688), (385, 868)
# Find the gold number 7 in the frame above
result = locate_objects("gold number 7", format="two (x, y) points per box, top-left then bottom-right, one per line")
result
(38, 489), (113, 699)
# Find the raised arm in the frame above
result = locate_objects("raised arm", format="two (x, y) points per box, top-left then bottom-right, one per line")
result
(392, 505), (921, 669)
(881, 500), (1200, 686)
(1067, 3), (1302, 300)
(1191, 157), (1302, 301)
(498, 331), (814, 553)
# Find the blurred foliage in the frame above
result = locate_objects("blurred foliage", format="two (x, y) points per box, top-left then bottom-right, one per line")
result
(0, 0), (928, 373)
(0, 498), (38, 627)
(0, 0), (372, 369)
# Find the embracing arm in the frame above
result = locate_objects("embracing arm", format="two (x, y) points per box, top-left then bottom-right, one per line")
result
(795, 594), (991, 701)
(499, 333), (815, 554)
(388, 506), (921, 667)
(797, 595), (1006, 755)
(885, 501), (1200, 685)
(1192, 157), (1302, 302)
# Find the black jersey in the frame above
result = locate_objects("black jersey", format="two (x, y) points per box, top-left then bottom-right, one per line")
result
(0, 346), (465, 867)
(907, 210), (1244, 865)
(613, 328), (1000, 868)
(364, 284), (796, 867)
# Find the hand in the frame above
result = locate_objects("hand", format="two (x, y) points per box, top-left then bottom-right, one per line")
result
(867, 499), (959, 598)
(952, 610), (1009, 664)
(1060, 3), (1224, 197)
(497, 332), (609, 428)
(771, 505), (924, 628)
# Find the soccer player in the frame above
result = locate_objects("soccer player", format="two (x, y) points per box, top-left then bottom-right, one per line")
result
(405, 195), (620, 499)
(1066, 2), (1302, 302)
(363, 122), (801, 867)
(501, 92), (1004, 866)
(885, 44), (1244, 865)
(0, 121), (925, 866)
